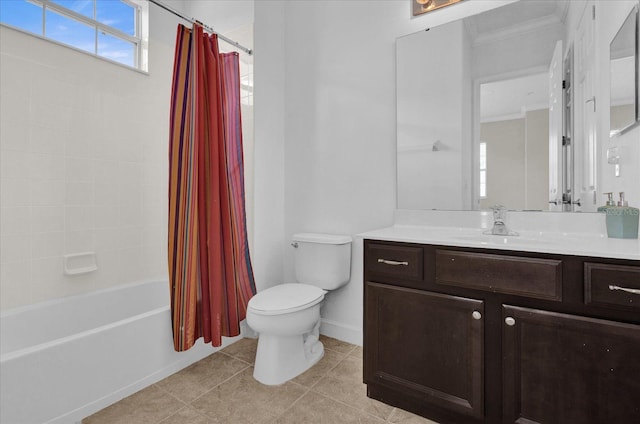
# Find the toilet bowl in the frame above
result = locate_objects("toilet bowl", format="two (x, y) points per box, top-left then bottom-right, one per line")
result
(247, 233), (352, 386)
(247, 283), (326, 385)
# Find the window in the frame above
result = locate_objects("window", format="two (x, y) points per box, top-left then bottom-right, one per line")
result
(0, 0), (148, 71)
(479, 142), (487, 198)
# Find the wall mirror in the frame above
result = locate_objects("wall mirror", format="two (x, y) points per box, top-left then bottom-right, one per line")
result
(397, 0), (637, 213)
(610, 5), (639, 137)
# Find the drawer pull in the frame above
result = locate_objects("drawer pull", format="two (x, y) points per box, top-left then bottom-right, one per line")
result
(505, 317), (516, 326)
(472, 311), (482, 320)
(377, 259), (409, 266)
(608, 285), (640, 295)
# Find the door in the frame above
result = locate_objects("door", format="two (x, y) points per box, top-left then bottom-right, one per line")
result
(364, 282), (484, 418)
(548, 40), (564, 211)
(503, 305), (640, 424)
(574, 1), (597, 211)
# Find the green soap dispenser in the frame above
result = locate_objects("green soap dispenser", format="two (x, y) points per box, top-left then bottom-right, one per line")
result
(606, 192), (639, 239)
(598, 192), (616, 212)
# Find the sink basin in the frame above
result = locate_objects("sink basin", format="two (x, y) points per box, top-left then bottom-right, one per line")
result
(452, 234), (554, 247)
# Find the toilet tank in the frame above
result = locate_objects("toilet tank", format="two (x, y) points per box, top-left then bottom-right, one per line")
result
(292, 233), (352, 290)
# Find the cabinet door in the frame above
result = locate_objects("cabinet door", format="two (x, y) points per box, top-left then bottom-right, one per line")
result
(364, 282), (484, 418)
(503, 305), (640, 424)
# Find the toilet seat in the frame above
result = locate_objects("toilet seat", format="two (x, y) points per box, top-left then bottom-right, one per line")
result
(248, 284), (325, 316)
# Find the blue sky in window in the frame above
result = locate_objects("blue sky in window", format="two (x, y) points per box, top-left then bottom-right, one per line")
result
(0, 0), (136, 67)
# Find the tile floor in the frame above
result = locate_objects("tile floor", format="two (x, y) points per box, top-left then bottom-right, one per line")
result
(82, 335), (438, 424)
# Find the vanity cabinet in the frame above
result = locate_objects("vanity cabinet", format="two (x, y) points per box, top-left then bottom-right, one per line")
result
(363, 240), (640, 424)
(365, 282), (484, 418)
(502, 306), (640, 424)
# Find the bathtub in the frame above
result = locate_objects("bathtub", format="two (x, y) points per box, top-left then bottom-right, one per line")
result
(0, 280), (240, 424)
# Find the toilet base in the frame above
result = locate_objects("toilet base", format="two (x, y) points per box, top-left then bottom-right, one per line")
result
(253, 332), (324, 385)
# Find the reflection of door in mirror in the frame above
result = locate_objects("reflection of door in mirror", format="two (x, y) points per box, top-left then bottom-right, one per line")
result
(574, 1), (598, 212)
(548, 40), (564, 212)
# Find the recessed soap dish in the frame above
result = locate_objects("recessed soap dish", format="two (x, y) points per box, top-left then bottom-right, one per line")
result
(64, 252), (98, 275)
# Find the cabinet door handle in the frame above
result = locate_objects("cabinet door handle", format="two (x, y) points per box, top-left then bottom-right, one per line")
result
(377, 259), (409, 266)
(472, 311), (482, 320)
(505, 317), (516, 326)
(608, 285), (640, 295)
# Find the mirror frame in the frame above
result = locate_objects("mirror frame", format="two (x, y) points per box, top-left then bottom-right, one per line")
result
(610, 5), (640, 137)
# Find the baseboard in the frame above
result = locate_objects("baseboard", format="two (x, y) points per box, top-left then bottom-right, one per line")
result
(47, 335), (242, 424)
(320, 318), (362, 346)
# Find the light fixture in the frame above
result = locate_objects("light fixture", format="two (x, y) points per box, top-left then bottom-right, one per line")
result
(413, 0), (464, 17)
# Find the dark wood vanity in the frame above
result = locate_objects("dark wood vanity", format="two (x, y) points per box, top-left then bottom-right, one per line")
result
(363, 239), (640, 424)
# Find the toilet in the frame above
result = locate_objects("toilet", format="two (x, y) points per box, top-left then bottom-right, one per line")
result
(247, 233), (352, 385)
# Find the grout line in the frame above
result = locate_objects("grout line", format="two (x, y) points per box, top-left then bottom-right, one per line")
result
(187, 361), (252, 406)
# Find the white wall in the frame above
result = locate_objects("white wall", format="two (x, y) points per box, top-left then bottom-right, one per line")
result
(254, 0), (516, 344)
(0, 2), (186, 310)
(397, 21), (467, 210)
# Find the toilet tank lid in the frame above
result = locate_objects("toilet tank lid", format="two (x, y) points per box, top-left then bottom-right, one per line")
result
(292, 233), (352, 245)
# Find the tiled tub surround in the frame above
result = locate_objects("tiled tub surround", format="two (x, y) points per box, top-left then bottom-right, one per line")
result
(0, 23), (173, 310)
(0, 280), (231, 424)
(363, 209), (640, 260)
(83, 336), (437, 424)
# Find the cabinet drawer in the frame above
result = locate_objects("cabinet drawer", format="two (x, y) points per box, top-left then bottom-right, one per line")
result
(366, 243), (423, 281)
(585, 263), (640, 311)
(435, 249), (562, 301)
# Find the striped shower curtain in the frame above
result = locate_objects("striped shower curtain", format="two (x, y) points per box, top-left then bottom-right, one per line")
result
(168, 24), (256, 351)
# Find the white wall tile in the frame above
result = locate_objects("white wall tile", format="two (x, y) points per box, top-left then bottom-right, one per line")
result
(65, 181), (94, 206)
(94, 205), (119, 228)
(30, 126), (67, 155)
(1, 206), (31, 235)
(118, 247), (143, 284)
(1, 234), (30, 264)
(30, 257), (65, 303)
(94, 228), (119, 253)
(65, 157), (94, 181)
(31, 180), (66, 206)
(0, 261), (32, 309)
(65, 206), (94, 231)
(118, 227), (143, 249)
(31, 231), (65, 259)
(0, 121), (30, 152)
(65, 230), (94, 254)
(65, 131), (94, 158)
(1, 150), (29, 179)
(0, 178), (30, 206)
(31, 206), (64, 233)
(29, 154), (65, 181)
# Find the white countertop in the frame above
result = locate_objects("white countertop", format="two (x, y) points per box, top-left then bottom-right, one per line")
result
(360, 224), (640, 261)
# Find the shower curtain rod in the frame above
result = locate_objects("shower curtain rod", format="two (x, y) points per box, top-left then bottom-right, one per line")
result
(148, 0), (253, 56)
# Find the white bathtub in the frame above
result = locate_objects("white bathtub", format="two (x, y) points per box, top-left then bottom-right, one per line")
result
(0, 280), (240, 424)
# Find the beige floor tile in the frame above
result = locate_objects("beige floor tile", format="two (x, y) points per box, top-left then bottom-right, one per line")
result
(191, 367), (307, 423)
(349, 345), (363, 359)
(220, 337), (258, 364)
(82, 385), (183, 424)
(387, 407), (441, 424)
(273, 391), (385, 424)
(320, 334), (356, 355)
(312, 355), (394, 421)
(292, 349), (346, 388)
(155, 352), (248, 403)
(159, 406), (213, 424)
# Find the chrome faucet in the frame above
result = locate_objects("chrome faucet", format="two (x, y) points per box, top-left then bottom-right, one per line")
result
(484, 205), (519, 236)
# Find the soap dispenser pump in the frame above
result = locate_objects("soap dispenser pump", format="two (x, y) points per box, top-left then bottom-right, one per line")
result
(605, 192), (639, 239)
(597, 192), (616, 212)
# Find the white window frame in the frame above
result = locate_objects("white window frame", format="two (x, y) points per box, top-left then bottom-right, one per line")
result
(2, 0), (148, 71)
